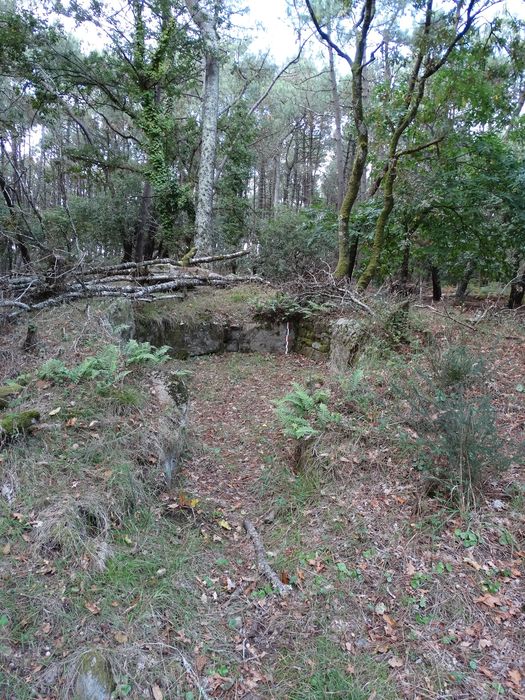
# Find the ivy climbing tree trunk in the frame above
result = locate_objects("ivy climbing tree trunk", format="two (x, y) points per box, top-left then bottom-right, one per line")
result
(186, 0), (220, 254)
(132, 0), (178, 259)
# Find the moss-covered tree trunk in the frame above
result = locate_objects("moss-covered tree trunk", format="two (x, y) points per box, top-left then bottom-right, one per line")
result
(357, 159), (397, 290)
(356, 1), (481, 291)
(455, 259), (475, 300)
(332, 0), (376, 279)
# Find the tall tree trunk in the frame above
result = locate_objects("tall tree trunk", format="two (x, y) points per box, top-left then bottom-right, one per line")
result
(431, 265), (442, 302)
(333, 0), (376, 279)
(399, 235), (410, 291)
(0, 172), (31, 265)
(134, 180), (152, 263)
(186, 0), (219, 253)
(328, 44), (345, 210)
(358, 159), (397, 290)
(455, 259), (475, 300)
(508, 259), (525, 309)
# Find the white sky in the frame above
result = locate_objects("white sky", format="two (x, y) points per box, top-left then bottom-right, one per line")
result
(63, 0), (525, 67)
(240, 0), (525, 64)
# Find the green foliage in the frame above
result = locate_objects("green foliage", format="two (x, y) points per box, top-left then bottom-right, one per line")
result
(36, 341), (169, 388)
(276, 383), (341, 440)
(122, 339), (170, 365)
(256, 205), (337, 280)
(405, 345), (511, 508)
(253, 293), (331, 324)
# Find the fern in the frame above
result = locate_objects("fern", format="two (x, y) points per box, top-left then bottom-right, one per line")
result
(275, 384), (341, 441)
(123, 340), (170, 365)
(37, 359), (72, 382)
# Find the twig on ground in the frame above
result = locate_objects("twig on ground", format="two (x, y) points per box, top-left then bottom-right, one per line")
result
(147, 643), (212, 700)
(415, 304), (477, 331)
(243, 518), (292, 596)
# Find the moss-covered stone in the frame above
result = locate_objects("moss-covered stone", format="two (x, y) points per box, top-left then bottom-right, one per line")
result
(168, 373), (189, 406)
(0, 410), (40, 438)
(74, 650), (115, 700)
(0, 384), (23, 410)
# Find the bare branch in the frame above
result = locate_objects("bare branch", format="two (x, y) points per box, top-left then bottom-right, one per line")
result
(304, 0), (353, 67)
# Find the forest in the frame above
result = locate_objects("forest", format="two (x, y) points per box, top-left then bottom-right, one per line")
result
(0, 1), (524, 699)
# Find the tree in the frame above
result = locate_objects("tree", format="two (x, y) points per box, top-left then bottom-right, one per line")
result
(185, 0), (221, 253)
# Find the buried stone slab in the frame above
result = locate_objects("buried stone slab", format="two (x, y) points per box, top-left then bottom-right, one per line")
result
(148, 372), (189, 487)
(74, 650), (115, 700)
(135, 316), (225, 358)
(239, 322), (295, 354)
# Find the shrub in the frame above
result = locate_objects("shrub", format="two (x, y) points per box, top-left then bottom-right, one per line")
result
(405, 345), (510, 508)
(256, 205), (337, 281)
(252, 293), (331, 324)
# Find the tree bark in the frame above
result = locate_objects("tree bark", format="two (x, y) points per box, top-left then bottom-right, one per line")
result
(358, 159), (397, 291)
(333, 0), (376, 279)
(328, 44), (345, 210)
(399, 235), (410, 291)
(186, 0), (220, 254)
(431, 265), (442, 302)
(455, 259), (475, 300)
(134, 180), (152, 263)
(508, 260), (525, 309)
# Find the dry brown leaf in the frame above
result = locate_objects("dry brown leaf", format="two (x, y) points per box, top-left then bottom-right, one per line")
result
(151, 684), (163, 700)
(84, 601), (101, 615)
(463, 556), (481, 571)
(388, 656), (403, 668)
(195, 655), (208, 673)
(383, 614), (397, 628)
(478, 639), (492, 650)
(405, 562), (416, 576)
(114, 631), (128, 644)
(475, 594), (502, 608)
(2, 543), (11, 555)
(509, 669), (522, 686)
(65, 417), (77, 427)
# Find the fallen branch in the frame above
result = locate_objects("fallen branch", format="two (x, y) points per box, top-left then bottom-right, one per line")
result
(76, 250), (250, 277)
(243, 519), (292, 596)
(1, 274), (264, 318)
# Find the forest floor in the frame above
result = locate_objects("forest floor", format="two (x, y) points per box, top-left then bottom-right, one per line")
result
(0, 293), (524, 700)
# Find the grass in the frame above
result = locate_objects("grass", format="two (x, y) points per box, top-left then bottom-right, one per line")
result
(1, 294), (524, 699)
(276, 638), (397, 700)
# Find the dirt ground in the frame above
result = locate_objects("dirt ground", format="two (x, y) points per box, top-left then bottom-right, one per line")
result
(0, 297), (524, 699)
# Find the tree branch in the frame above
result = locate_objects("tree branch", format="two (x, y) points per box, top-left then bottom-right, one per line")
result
(304, 0), (353, 67)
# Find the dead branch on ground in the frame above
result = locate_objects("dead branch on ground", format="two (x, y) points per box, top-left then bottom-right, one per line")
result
(243, 518), (292, 597)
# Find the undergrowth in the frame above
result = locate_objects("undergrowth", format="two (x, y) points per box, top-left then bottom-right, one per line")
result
(403, 344), (512, 508)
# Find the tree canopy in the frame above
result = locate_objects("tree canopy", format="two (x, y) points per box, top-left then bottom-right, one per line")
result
(0, 0), (523, 301)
